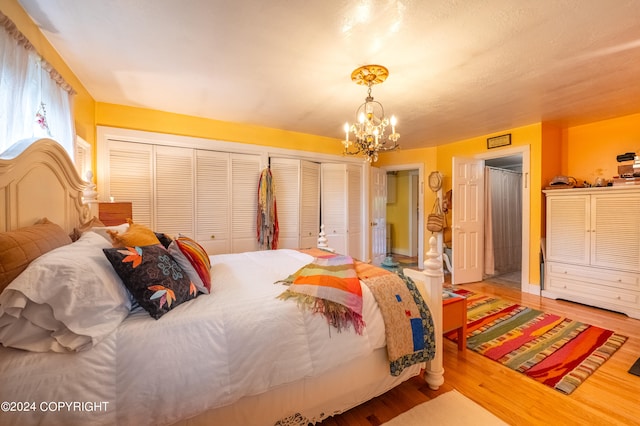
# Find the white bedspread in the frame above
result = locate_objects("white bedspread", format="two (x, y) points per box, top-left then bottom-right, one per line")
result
(0, 249), (387, 426)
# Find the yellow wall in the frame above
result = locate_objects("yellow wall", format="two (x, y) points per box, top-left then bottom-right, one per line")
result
(1, 0), (96, 150)
(565, 112), (640, 183)
(96, 103), (345, 156)
(540, 123), (563, 236)
(386, 171), (410, 253)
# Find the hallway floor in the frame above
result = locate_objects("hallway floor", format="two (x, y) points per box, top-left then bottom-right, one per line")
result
(485, 270), (521, 289)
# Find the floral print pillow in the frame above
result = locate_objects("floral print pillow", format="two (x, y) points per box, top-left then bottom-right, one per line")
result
(103, 244), (198, 319)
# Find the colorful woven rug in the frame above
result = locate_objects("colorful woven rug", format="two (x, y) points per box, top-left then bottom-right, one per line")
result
(447, 289), (627, 394)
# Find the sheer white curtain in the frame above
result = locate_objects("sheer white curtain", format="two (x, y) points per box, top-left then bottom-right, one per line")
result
(0, 12), (75, 156)
(0, 24), (35, 149)
(484, 166), (522, 276)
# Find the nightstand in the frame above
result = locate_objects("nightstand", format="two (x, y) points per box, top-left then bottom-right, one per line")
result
(443, 291), (467, 351)
(98, 202), (132, 226)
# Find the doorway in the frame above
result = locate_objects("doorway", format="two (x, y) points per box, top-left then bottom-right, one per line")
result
(452, 146), (530, 293)
(484, 155), (523, 289)
(384, 165), (424, 269)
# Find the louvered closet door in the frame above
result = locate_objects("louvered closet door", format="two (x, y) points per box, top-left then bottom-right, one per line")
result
(546, 195), (589, 265)
(195, 150), (230, 254)
(269, 158), (300, 249)
(591, 193), (640, 271)
(347, 164), (363, 260)
(155, 146), (194, 237)
(106, 141), (153, 226)
(321, 163), (347, 255)
(300, 160), (320, 249)
(231, 153), (262, 253)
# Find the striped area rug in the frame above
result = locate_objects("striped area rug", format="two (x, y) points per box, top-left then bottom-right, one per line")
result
(447, 290), (627, 394)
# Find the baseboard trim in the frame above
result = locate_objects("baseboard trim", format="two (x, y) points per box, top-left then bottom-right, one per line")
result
(391, 248), (411, 257)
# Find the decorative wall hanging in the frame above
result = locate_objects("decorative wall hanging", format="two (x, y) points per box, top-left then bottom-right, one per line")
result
(257, 167), (279, 250)
(487, 133), (511, 149)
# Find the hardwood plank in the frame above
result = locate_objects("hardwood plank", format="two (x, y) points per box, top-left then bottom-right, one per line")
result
(319, 280), (640, 425)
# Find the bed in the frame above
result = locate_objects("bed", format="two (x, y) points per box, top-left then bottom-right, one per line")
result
(0, 138), (444, 426)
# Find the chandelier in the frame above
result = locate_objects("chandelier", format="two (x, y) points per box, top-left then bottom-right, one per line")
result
(341, 64), (400, 163)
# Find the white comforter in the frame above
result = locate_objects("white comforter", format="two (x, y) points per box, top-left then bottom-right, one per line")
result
(0, 249), (387, 426)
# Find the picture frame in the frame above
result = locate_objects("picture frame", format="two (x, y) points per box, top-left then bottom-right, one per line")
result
(487, 133), (511, 149)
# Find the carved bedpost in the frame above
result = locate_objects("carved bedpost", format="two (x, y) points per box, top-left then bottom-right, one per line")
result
(317, 224), (328, 249)
(82, 170), (99, 221)
(423, 235), (445, 390)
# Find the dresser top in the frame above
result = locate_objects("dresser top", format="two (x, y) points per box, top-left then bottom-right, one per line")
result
(543, 185), (640, 196)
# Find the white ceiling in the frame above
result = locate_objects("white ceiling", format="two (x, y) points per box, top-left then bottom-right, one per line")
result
(16, 0), (640, 150)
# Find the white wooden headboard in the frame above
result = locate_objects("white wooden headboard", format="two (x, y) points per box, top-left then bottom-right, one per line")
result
(0, 138), (90, 233)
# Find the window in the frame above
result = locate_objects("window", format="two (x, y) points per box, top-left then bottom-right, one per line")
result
(0, 11), (75, 158)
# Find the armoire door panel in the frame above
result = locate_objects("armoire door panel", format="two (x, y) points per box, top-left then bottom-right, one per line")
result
(591, 194), (640, 271)
(546, 195), (589, 265)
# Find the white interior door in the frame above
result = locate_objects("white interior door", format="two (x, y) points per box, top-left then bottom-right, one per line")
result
(370, 167), (387, 265)
(452, 156), (485, 284)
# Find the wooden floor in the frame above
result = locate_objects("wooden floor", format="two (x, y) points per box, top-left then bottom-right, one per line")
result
(319, 280), (640, 425)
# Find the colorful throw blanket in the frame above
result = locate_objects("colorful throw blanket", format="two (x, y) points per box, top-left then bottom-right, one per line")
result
(276, 255), (365, 334)
(280, 249), (436, 376)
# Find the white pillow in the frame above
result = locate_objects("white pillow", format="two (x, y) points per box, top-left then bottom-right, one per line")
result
(0, 231), (131, 353)
(91, 222), (129, 243)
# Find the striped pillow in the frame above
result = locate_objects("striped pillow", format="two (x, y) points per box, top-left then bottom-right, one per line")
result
(173, 236), (211, 293)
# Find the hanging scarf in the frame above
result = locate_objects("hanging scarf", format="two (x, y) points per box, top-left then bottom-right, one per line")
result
(257, 167), (279, 250)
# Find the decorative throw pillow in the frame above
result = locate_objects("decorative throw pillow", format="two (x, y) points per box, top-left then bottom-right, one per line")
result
(168, 240), (209, 294)
(171, 235), (211, 293)
(0, 218), (72, 290)
(103, 245), (198, 319)
(107, 219), (160, 247)
(154, 232), (173, 249)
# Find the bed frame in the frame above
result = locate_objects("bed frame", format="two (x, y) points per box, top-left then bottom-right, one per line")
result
(0, 138), (90, 234)
(0, 138), (444, 425)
